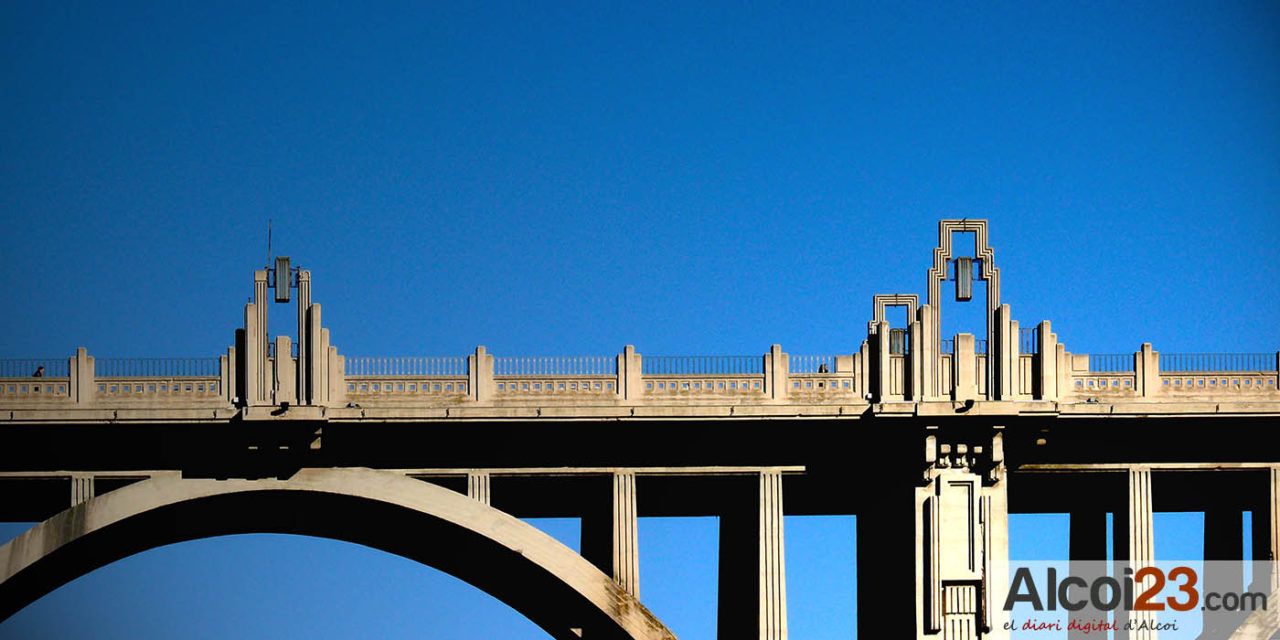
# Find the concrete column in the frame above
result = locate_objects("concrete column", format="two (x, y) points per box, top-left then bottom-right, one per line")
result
(1204, 508), (1245, 635)
(1115, 467), (1157, 640)
(70, 474), (94, 507)
(917, 430), (1009, 640)
(1251, 467), (1279, 595)
(909, 317), (923, 400)
(1137, 344), (1159, 398)
(328, 347), (346, 405)
(254, 270), (269, 405)
(873, 321), (891, 402)
(582, 472), (641, 599)
(858, 340), (871, 400)
(1056, 343), (1071, 400)
(619, 345), (643, 402)
(918, 304), (937, 400)
(766, 345), (788, 402)
(307, 305), (325, 406)
(69, 347), (94, 404)
(469, 346), (494, 403)
(1068, 509), (1108, 639)
(1036, 321), (1058, 400)
(952, 333), (978, 403)
(296, 270), (310, 404)
(244, 303), (262, 406)
(273, 336), (296, 405)
(719, 471), (788, 640)
(992, 304), (1016, 400)
(466, 471), (491, 506)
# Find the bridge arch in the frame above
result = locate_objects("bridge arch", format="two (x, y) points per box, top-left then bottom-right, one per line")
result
(0, 468), (675, 640)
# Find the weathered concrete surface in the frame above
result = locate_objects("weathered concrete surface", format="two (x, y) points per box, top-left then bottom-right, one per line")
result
(0, 468), (676, 640)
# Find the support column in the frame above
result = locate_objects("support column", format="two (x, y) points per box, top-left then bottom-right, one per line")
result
(916, 428), (1008, 640)
(1068, 509), (1108, 638)
(466, 471), (491, 506)
(718, 471), (787, 640)
(1204, 508), (1245, 635)
(70, 473), (94, 507)
(1251, 467), (1279, 595)
(1115, 467), (1157, 640)
(583, 472), (640, 599)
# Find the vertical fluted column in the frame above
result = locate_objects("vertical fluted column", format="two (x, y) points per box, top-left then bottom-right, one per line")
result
(70, 474), (94, 507)
(296, 270), (310, 404)
(759, 471), (788, 640)
(253, 270), (269, 405)
(718, 471), (787, 640)
(466, 471), (491, 506)
(582, 472), (641, 599)
(1115, 467), (1157, 640)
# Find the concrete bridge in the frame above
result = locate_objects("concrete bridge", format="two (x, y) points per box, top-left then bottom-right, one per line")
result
(1, 219), (1277, 639)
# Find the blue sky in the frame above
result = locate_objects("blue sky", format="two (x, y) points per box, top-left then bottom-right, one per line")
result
(1, 1), (1277, 638)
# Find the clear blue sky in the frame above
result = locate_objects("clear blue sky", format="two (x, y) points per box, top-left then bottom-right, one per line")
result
(1, 1), (1276, 638)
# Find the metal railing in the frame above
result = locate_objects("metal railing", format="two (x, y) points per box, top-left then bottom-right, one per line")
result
(494, 356), (617, 376)
(0, 359), (70, 378)
(344, 356), (468, 377)
(1161, 353), (1275, 373)
(96, 358), (219, 377)
(940, 339), (954, 355)
(790, 355), (837, 374)
(1020, 328), (1039, 354)
(642, 355), (764, 375)
(1088, 354), (1132, 373)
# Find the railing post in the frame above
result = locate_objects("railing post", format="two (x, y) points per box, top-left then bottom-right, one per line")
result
(765, 344), (788, 402)
(469, 346), (494, 403)
(618, 345), (642, 402)
(69, 347), (94, 404)
(1137, 343), (1159, 398)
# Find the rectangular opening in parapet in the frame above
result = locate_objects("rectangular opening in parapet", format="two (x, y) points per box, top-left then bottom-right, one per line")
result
(941, 231), (988, 352)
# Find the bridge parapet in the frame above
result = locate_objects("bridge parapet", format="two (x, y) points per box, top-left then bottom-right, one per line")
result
(3, 220), (1278, 421)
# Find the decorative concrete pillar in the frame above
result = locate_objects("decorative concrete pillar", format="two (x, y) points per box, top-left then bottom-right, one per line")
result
(307, 305), (326, 406)
(1068, 509), (1107, 639)
(70, 473), (94, 507)
(918, 304), (937, 400)
(466, 471), (491, 506)
(952, 334), (978, 403)
(254, 270), (269, 405)
(244, 303), (263, 406)
(582, 472), (641, 599)
(766, 345), (788, 402)
(992, 304), (1016, 401)
(328, 346), (346, 405)
(619, 345), (643, 402)
(1036, 321), (1058, 401)
(469, 346), (494, 403)
(69, 347), (94, 404)
(873, 320), (893, 402)
(273, 336), (296, 406)
(718, 471), (788, 640)
(1137, 344), (1159, 398)
(1114, 467), (1157, 640)
(296, 270), (310, 404)
(917, 428), (1008, 640)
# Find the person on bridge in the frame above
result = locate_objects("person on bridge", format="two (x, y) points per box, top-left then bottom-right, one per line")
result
(32, 366), (44, 377)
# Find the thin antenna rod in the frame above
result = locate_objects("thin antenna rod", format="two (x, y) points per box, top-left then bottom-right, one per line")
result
(266, 219), (273, 267)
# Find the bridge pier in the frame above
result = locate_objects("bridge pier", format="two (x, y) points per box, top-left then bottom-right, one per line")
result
(1114, 467), (1157, 640)
(582, 472), (640, 599)
(718, 471), (787, 640)
(1068, 508), (1108, 639)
